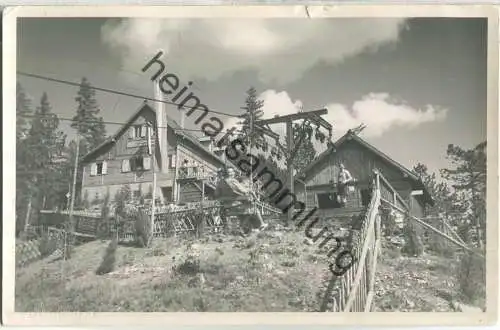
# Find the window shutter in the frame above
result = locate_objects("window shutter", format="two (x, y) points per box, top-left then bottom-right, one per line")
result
(141, 125), (147, 137)
(90, 163), (97, 176)
(102, 161), (108, 175)
(129, 127), (135, 139)
(171, 154), (176, 168)
(144, 156), (151, 170)
(122, 159), (130, 172)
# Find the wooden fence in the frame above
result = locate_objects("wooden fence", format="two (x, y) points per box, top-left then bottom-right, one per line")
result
(38, 199), (283, 242)
(322, 169), (408, 312)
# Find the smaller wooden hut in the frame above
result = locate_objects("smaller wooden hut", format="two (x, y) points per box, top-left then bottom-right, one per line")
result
(294, 130), (434, 224)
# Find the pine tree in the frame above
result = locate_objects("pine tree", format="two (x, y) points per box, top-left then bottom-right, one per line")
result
(16, 83), (33, 235)
(237, 87), (265, 148)
(18, 93), (66, 233)
(71, 77), (107, 156)
(413, 163), (466, 219)
(441, 141), (487, 248)
(68, 78), (107, 205)
(16, 83), (32, 141)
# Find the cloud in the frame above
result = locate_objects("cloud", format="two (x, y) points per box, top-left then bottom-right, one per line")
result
(101, 18), (407, 85)
(224, 89), (303, 141)
(224, 91), (447, 167)
(326, 93), (448, 138)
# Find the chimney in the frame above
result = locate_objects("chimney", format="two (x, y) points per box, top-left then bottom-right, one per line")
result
(180, 109), (185, 129)
(154, 79), (169, 174)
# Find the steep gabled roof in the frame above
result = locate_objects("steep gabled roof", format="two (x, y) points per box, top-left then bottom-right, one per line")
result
(296, 130), (434, 206)
(80, 101), (230, 167)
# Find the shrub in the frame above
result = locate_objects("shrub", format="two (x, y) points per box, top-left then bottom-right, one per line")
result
(134, 209), (152, 248)
(402, 218), (424, 257)
(38, 232), (58, 258)
(427, 233), (456, 258)
(96, 238), (118, 275)
(457, 250), (485, 306)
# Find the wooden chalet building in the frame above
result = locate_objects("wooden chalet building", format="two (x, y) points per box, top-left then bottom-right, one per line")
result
(294, 130), (434, 222)
(80, 101), (231, 205)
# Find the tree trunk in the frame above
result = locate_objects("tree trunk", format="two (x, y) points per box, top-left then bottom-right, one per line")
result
(23, 197), (32, 235)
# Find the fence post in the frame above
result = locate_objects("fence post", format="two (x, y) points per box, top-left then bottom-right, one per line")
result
(374, 169), (380, 192)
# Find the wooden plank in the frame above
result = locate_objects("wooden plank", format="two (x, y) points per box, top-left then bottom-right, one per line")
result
(441, 217), (467, 245)
(320, 274), (338, 312)
(343, 188), (380, 311)
(380, 198), (484, 258)
(364, 291), (375, 312)
(365, 238), (380, 311)
(256, 108), (328, 125)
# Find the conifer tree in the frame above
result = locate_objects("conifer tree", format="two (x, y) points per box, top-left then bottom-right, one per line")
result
(68, 78), (107, 205)
(71, 77), (107, 156)
(18, 93), (65, 232)
(441, 141), (487, 248)
(237, 87), (265, 148)
(16, 82), (32, 141)
(16, 83), (33, 235)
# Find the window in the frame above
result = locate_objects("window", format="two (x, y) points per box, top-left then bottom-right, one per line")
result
(121, 159), (131, 173)
(135, 125), (143, 138)
(132, 156), (144, 171)
(90, 161), (107, 176)
(129, 124), (147, 139)
(169, 155), (176, 168)
(96, 162), (103, 175)
(317, 193), (342, 209)
(360, 189), (372, 207)
(130, 156), (151, 171)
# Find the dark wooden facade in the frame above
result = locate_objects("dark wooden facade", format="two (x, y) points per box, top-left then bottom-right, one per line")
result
(80, 103), (227, 205)
(295, 132), (433, 222)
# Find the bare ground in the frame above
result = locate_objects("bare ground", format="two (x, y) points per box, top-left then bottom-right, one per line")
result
(15, 231), (478, 312)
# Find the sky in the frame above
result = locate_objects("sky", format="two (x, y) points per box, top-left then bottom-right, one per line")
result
(17, 17), (487, 175)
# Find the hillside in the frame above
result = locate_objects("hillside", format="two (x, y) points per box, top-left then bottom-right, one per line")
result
(16, 230), (332, 312)
(14, 228), (478, 312)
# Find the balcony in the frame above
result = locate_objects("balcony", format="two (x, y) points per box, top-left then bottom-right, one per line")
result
(177, 166), (216, 181)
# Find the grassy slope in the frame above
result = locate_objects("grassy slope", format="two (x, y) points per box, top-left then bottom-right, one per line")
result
(373, 243), (465, 312)
(16, 231), (475, 312)
(15, 231), (333, 312)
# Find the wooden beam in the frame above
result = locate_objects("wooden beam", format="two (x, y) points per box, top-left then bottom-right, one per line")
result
(380, 198), (484, 259)
(286, 120), (294, 225)
(308, 113), (332, 131)
(255, 108), (328, 125)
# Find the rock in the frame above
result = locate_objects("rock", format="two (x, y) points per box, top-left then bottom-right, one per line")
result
(453, 302), (483, 313)
(274, 224), (285, 231)
(281, 260), (296, 267)
(406, 299), (415, 309)
(259, 243), (270, 251)
(262, 262), (274, 272)
(188, 273), (205, 287)
(390, 237), (405, 246)
(303, 238), (314, 245)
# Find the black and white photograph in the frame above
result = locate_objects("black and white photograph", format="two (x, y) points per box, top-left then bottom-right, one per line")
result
(3, 5), (498, 326)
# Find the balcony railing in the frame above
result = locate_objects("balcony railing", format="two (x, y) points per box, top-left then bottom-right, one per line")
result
(177, 166), (216, 181)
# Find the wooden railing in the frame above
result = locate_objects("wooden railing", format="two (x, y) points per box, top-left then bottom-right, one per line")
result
(177, 166), (216, 181)
(38, 198), (283, 241)
(323, 169), (409, 312)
